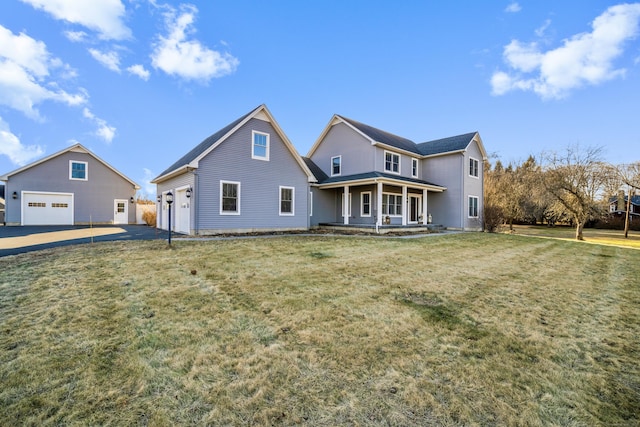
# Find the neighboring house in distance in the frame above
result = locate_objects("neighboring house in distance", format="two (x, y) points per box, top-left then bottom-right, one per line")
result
(609, 192), (640, 220)
(304, 115), (487, 230)
(0, 143), (140, 226)
(152, 104), (316, 235)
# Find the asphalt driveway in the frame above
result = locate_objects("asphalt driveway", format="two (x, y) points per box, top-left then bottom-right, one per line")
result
(0, 225), (169, 257)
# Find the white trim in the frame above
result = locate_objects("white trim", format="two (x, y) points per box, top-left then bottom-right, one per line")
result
(469, 157), (480, 178)
(468, 195), (479, 218)
(411, 158), (419, 178)
(69, 160), (88, 181)
(251, 130), (270, 161)
(383, 150), (401, 175)
(21, 191), (74, 225)
(331, 155), (342, 176)
(360, 191), (372, 217)
(114, 199), (128, 224)
(279, 186), (295, 216)
(309, 191), (313, 217)
(408, 194), (422, 224)
(220, 180), (241, 215)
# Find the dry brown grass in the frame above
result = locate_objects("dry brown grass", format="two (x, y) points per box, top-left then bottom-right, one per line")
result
(1, 233), (639, 425)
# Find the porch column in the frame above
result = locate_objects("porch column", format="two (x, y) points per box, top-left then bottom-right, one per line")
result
(402, 185), (407, 226)
(422, 189), (428, 225)
(377, 182), (383, 226)
(343, 185), (350, 225)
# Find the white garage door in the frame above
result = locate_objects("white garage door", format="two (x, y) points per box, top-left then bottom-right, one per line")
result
(22, 192), (74, 225)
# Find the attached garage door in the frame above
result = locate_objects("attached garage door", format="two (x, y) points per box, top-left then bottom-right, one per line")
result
(22, 192), (74, 225)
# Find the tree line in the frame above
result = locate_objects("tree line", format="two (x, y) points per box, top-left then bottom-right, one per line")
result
(483, 145), (640, 240)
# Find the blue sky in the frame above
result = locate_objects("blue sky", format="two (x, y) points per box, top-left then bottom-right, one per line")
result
(1, 0), (639, 197)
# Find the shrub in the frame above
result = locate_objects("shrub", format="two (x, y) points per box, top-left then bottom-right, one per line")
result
(142, 210), (157, 227)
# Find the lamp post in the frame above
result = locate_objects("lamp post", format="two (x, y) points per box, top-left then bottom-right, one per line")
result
(166, 191), (173, 245)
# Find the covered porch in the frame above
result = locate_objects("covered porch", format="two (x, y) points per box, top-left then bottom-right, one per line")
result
(314, 172), (446, 229)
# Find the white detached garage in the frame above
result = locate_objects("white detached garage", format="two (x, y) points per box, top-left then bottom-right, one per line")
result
(1, 143), (139, 226)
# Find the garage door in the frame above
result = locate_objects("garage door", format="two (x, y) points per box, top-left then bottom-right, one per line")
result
(22, 192), (74, 225)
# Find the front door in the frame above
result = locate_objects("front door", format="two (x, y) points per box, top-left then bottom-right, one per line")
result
(175, 188), (190, 234)
(114, 199), (128, 224)
(409, 195), (422, 224)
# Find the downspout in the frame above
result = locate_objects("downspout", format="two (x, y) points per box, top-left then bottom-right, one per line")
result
(193, 170), (199, 235)
(460, 153), (465, 230)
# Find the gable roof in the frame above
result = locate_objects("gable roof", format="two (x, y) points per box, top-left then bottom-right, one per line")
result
(302, 156), (328, 182)
(307, 114), (485, 160)
(0, 143), (140, 189)
(152, 104), (316, 183)
(610, 195), (640, 206)
(417, 132), (481, 157)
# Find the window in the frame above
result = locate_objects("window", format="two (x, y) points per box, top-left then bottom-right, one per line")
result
(52, 203), (69, 208)
(384, 151), (400, 174)
(411, 158), (419, 178)
(382, 193), (402, 216)
(331, 156), (341, 176)
(279, 186), (294, 216)
(252, 131), (269, 160)
(28, 202), (46, 208)
(469, 196), (479, 218)
(69, 161), (88, 180)
(220, 181), (240, 214)
(469, 158), (479, 178)
(361, 192), (371, 217)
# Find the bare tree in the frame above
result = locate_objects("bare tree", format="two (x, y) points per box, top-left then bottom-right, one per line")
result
(618, 162), (640, 238)
(542, 145), (613, 240)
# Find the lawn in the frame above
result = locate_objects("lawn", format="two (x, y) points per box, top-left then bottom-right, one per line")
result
(1, 233), (639, 426)
(508, 224), (640, 249)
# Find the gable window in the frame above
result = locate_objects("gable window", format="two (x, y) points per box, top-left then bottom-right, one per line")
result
(279, 186), (294, 216)
(468, 196), (479, 218)
(411, 158), (419, 178)
(469, 158), (479, 178)
(69, 161), (88, 181)
(384, 151), (400, 174)
(361, 192), (371, 217)
(382, 193), (402, 216)
(331, 156), (341, 176)
(220, 181), (240, 215)
(252, 131), (270, 161)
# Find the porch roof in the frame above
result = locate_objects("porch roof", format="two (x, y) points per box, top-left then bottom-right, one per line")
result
(316, 171), (446, 192)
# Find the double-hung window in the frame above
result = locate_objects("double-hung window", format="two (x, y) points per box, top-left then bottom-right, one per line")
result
(469, 158), (479, 178)
(69, 161), (88, 180)
(468, 196), (479, 218)
(279, 186), (294, 216)
(384, 151), (400, 174)
(252, 131), (269, 160)
(382, 193), (402, 216)
(361, 192), (371, 217)
(220, 181), (240, 214)
(411, 158), (419, 178)
(331, 156), (341, 176)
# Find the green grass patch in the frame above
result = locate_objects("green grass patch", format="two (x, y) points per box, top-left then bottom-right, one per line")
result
(1, 233), (639, 425)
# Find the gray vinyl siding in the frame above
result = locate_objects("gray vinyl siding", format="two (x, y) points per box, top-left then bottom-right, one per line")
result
(4, 151), (137, 225)
(463, 141), (484, 231)
(195, 118), (309, 233)
(423, 154), (464, 229)
(310, 123), (375, 177)
(310, 187), (335, 226)
(374, 146), (420, 179)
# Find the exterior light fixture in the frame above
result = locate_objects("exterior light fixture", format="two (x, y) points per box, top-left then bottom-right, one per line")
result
(157, 195), (162, 203)
(12, 191), (18, 199)
(186, 187), (192, 198)
(130, 196), (135, 204)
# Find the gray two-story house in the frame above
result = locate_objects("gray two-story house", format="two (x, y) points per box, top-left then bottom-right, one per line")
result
(304, 115), (487, 231)
(152, 105), (316, 235)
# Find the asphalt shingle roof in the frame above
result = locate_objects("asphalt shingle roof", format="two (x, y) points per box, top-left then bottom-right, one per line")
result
(317, 171), (444, 188)
(338, 116), (422, 155)
(302, 157), (328, 182)
(416, 132), (478, 156)
(156, 108), (257, 179)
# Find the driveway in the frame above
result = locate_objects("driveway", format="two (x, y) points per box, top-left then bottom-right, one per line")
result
(0, 225), (169, 257)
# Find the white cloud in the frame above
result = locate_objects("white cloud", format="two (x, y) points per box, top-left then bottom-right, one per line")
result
(0, 116), (44, 166)
(64, 30), (87, 42)
(491, 3), (640, 99)
(88, 48), (121, 72)
(141, 167), (156, 197)
(535, 19), (552, 37)
(0, 25), (87, 119)
(505, 2), (521, 13)
(127, 64), (150, 81)
(151, 4), (239, 82)
(20, 0), (131, 40)
(83, 108), (116, 143)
